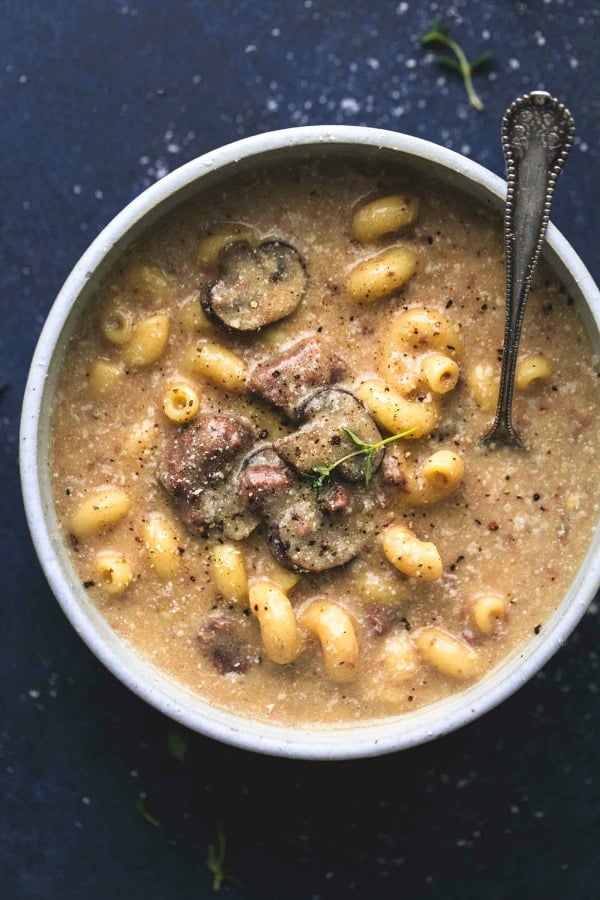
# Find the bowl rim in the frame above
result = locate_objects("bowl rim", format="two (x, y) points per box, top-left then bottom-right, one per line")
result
(19, 124), (600, 760)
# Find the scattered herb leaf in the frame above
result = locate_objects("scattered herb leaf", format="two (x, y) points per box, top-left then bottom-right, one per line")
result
(167, 728), (188, 763)
(421, 20), (490, 110)
(301, 425), (415, 497)
(207, 823), (243, 892)
(134, 793), (160, 827)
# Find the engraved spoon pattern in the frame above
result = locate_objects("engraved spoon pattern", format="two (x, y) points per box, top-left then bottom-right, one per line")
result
(483, 91), (575, 449)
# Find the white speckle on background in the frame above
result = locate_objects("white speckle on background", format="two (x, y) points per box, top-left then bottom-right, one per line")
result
(405, 58), (417, 69)
(340, 97), (360, 114)
(366, 57), (380, 70)
(19, 74), (27, 83)
(509, 58), (520, 70)
(73, 184), (82, 195)
(396, 2), (409, 14)
(534, 30), (546, 46)
(245, 44), (257, 54)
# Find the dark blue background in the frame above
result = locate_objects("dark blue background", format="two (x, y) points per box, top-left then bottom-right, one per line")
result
(2, 2), (599, 898)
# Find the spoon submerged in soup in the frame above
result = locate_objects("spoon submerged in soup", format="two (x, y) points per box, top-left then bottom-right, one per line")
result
(483, 91), (575, 449)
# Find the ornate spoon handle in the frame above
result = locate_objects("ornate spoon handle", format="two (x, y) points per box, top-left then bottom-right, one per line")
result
(483, 91), (575, 448)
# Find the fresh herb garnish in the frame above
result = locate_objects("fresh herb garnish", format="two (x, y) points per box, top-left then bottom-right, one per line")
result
(207, 822), (243, 891)
(167, 728), (188, 763)
(421, 20), (490, 110)
(302, 426), (415, 497)
(134, 793), (160, 827)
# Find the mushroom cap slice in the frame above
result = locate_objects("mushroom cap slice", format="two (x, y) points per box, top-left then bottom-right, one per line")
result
(266, 478), (375, 574)
(273, 387), (384, 484)
(201, 239), (307, 332)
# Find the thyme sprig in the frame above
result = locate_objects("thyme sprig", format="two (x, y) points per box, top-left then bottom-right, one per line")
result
(421, 21), (490, 110)
(302, 426), (415, 497)
(207, 823), (243, 891)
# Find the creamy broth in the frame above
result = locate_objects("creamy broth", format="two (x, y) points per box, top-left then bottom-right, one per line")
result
(50, 157), (600, 726)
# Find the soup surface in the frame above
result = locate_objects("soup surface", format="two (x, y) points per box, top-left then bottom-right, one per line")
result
(50, 155), (600, 726)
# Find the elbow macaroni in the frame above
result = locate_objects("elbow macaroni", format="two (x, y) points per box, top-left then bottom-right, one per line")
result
(300, 600), (359, 682)
(162, 380), (201, 423)
(516, 354), (552, 391)
(141, 512), (182, 581)
(351, 194), (420, 242)
(380, 307), (461, 396)
(94, 549), (133, 594)
(123, 262), (176, 305)
(197, 223), (258, 269)
(70, 487), (131, 540)
(249, 579), (300, 665)
(420, 353), (460, 394)
(355, 378), (439, 438)
(177, 294), (212, 333)
(88, 360), (125, 396)
(382, 524), (443, 581)
(345, 247), (417, 303)
(121, 314), (170, 368)
(471, 593), (508, 635)
(100, 299), (134, 345)
(413, 626), (479, 680)
(210, 542), (248, 602)
(183, 340), (248, 392)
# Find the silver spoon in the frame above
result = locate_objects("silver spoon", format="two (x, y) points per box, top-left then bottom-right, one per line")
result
(483, 91), (575, 449)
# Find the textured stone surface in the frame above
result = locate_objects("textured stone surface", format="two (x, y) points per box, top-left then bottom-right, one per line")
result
(1, 2), (599, 897)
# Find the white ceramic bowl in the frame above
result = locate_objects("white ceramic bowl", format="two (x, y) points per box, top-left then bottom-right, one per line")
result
(20, 126), (600, 760)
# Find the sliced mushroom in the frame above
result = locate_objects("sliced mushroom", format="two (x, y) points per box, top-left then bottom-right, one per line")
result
(247, 334), (348, 420)
(237, 443), (374, 574)
(273, 387), (384, 484)
(201, 239), (307, 332)
(266, 477), (375, 574)
(157, 414), (258, 540)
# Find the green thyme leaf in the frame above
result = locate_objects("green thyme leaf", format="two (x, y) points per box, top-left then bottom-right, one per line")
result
(207, 823), (243, 892)
(167, 728), (188, 763)
(421, 21), (489, 110)
(134, 794), (160, 827)
(303, 425), (416, 495)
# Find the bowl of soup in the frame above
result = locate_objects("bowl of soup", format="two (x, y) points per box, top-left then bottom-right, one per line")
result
(19, 125), (600, 760)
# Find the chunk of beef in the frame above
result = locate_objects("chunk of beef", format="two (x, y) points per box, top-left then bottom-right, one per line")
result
(247, 334), (347, 420)
(197, 611), (260, 675)
(381, 452), (408, 487)
(273, 387), (384, 484)
(237, 447), (294, 512)
(158, 414), (258, 539)
(201, 239), (307, 332)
